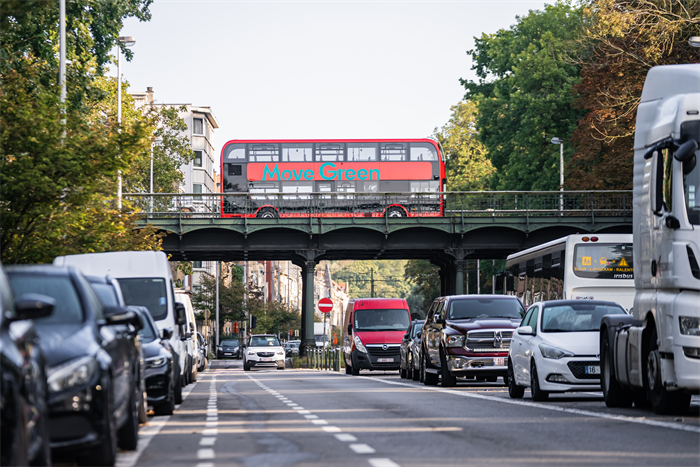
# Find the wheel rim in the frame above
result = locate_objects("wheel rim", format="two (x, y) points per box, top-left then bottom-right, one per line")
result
(261, 211), (274, 218)
(387, 209), (403, 218)
(647, 349), (660, 393)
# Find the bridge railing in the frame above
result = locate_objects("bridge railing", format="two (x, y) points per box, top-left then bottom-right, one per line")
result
(123, 191), (632, 219)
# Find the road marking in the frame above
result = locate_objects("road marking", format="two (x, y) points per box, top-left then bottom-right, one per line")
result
(304, 414), (319, 419)
(311, 419), (328, 425)
(297, 410), (311, 414)
(197, 448), (215, 459)
(199, 437), (216, 446)
(366, 377), (700, 434)
(196, 463), (214, 467)
(115, 416), (170, 467)
(335, 433), (358, 442)
(350, 444), (376, 454)
(369, 458), (401, 467)
(322, 426), (342, 432)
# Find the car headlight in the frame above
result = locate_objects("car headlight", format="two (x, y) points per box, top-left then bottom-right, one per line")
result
(276, 351), (284, 356)
(247, 350), (255, 356)
(146, 356), (167, 368)
(679, 316), (700, 336)
(538, 343), (574, 360)
(446, 335), (465, 347)
(47, 356), (97, 393)
(353, 335), (367, 353)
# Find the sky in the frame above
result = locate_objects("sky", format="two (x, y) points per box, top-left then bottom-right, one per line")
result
(120, 0), (550, 164)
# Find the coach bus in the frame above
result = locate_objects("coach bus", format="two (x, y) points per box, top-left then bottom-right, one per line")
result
(504, 234), (634, 310)
(220, 139), (446, 218)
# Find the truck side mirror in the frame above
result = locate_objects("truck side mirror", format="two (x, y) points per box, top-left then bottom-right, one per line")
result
(650, 151), (664, 216)
(347, 323), (352, 335)
(674, 139), (698, 162)
(160, 328), (173, 340)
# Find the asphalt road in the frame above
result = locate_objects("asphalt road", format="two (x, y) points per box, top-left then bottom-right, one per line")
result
(116, 359), (700, 467)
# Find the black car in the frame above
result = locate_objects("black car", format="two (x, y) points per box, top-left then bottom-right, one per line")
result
(129, 306), (176, 416)
(285, 340), (300, 357)
(7, 265), (143, 466)
(218, 339), (240, 359)
(0, 265), (54, 466)
(400, 319), (424, 380)
(86, 275), (148, 424)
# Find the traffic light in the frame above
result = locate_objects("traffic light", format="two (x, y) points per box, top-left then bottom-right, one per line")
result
(250, 315), (257, 330)
(233, 322), (239, 333)
(288, 330), (293, 337)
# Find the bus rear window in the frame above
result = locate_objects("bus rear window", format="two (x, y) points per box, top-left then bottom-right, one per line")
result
(573, 243), (633, 279)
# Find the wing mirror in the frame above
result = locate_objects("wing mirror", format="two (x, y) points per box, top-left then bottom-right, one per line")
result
(12, 294), (55, 321)
(174, 302), (187, 326)
(160, 327), (173, 340)
(182, 332), (193, 340)
(435, 316), (444, 325)
(104, 307), (142, 329)
(347, 323), (352, 335)
(403, 332), (410, 339)
(674, 139), (698, 162)
(416, 331), (421, 339)
(516, 325), (533, 336)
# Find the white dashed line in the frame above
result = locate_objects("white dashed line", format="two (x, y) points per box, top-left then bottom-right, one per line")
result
(197, 449), (215, 459)
(304, 414), (319, 419)
(322, 426), (342, 432)
(369, 458), (401, 467)
(199, 437), (216, 446)
(335, 433), (358, 442)
(349, 444), (376, 454)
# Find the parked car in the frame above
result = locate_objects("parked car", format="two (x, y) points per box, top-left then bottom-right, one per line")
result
(343, 298), (412, 375)
(0, 265), (54, 466)
(285, 340), (300, 357)
(244, 335), (285, 371)
(508, 300), (627, 401)
(197, 332), (208, 371)
(85, 274), (147, 424)
(420, 295), (525, 387)
(129, 306), (176, 415)
(218, 339), (240, 359)
(7, 265), (143, 466)
(400, 319), (424, 380)
(53, 251), (188, 405)
(174, 289), (198, 385)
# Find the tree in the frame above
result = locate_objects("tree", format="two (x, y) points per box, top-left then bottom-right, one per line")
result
(191, 271), (247, 334)
(329, 260), (412, 299)
(434, 101), (495, 191)
(461, 2), (586, 191)
(567, 0), (700, 189)
(403, 260), (440, 313)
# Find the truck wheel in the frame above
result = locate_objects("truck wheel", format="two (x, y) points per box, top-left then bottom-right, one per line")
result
(508, 362), (524, 399)
(345, 361), (352, 375)
(440, 349), (456, 387)
(601, 328), (633, 408)
(257, 207), (278, 218)
(646, 327), (691, 415)
(351, 354), (360, 376)
(423, 352), (439, 386)
(530, 362), (549, 401)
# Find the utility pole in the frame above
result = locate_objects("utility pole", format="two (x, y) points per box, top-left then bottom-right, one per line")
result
(477, 259), (480, 295)
(215, 262), (220, 348)
(370, 268), (375, 298)
(59, 0), (66, 109)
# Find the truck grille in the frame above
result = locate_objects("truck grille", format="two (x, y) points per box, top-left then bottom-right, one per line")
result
(366, 346), (400, 358)
(567, 361), (600, 380)
(257, 352), (275, 357)
(465, 330), (513, 351)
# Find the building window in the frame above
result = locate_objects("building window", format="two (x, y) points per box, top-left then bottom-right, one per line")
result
(193, 261), (202, 269)
(193, 183), (202, 201)
(193, 118), (204, 135)
(194, 150), (203, 167)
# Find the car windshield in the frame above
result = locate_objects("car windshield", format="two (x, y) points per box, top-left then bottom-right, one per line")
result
(542, 303), (626, 332)
(289, 342), (299, 348)
(91, 283), (119, 307)
(117, 278), (167, 321)
(221, 340), (239, 347)
(250, 336), (280, 347)
(8, 274), (84, 323)
(354, 309), (411, 332)
(138, 315), (158, 343)
(448, 298), (524, 320)
(411, 321), (425, 338)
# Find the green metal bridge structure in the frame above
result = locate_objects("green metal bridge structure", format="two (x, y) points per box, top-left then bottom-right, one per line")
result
(127, 190), (632, 352)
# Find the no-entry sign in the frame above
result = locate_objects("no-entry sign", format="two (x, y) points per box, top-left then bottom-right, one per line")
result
(318, 297), (333, 313)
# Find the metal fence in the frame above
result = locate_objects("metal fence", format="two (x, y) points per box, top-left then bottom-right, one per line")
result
(306, 347), (343, 372)
(123, 191), (632, 219)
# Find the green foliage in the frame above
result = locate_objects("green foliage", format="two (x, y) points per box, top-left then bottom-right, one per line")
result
(403, 260), (440, 314)
(251, 301), (301, 337)
(461, 1), (586, 191)
(434, 101), (494, 191)
(329, 260), (412, 299)
(191, 273), (246, 332)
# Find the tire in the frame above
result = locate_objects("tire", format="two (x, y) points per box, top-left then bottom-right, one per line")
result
(174, 372), (183, 405)
(530, 362), (549, 401)
(29, 366), (51, 467)
(257, 207), (278, 219)
(399, 361), (407, 379)
(412, 359), (420, 381)
(423, 351), (439, 386)
(440, 349), (456, 387)
(507, 362), (525, 399)
(351, 354), (360, 376)
(118, 382), (139, 451)
(385, 206), (406, 218)
(601, 329), (634, 408)
(138, 387), (148, 424)
(154, 378), (175, 416)
(406, 356), (413, 380)
(243, 361), (250, 371)
(486, 376), (498, 383)
(79, 376), (116, 466)
(193, 361), (198, 382)
(277, 366), (285, 370)
(345, 361), (352, 375)
(418, 352), (425, 383)
(646, 327), (691, 415)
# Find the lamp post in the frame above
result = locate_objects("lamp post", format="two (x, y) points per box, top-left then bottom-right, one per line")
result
(116, 35), (136, 210)
(551, 137), (564, 213)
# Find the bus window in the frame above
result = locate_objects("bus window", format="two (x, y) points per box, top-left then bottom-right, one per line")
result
(363, 182), (378, 192)
(348, 143), (377, 161)
(338, 182), (355, 199)
(282, 143), (313, 162)
(410, 181), (439, 192)
(224, 143), (245, 160)
(249, 144), (279, 162)
(381, 143), (407, 161)
(282, 182), (313, 199)
(250, 182), (279, 199)
(410, 143), (438, 161)
(315, 143), (344, 162)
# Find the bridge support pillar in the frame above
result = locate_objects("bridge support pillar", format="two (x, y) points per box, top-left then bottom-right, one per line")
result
(445, 249), (471, 296)
(296, 249), (324, 357)
(454, 260), (466, 295)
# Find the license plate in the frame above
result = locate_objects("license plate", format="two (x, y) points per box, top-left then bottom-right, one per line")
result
(260, 358), (273, 362)
(224, 353), (232, 356)
(377, 358), (394, 363)
(585, 365), (600, 375)
(494, 357), (505, 366)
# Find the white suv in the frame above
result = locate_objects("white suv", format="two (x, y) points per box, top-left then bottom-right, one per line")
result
(244, 334), (286, 371)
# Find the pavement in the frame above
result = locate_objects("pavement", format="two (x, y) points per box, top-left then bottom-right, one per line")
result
(114, 359), (700, 467)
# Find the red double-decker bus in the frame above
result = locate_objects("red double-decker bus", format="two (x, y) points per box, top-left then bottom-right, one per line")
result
(220, 139), (446, 218)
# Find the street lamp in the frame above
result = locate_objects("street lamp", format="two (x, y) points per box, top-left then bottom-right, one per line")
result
(117, 35), (136, 210)
(551, 137), (564, 213)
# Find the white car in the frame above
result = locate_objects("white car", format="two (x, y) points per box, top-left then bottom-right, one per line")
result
(244, 334), (286, 371)
(507, 300), (627, 401)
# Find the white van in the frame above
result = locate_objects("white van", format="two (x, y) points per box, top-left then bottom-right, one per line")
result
(174, 289), (199, 384)
(53, 251), (188, 402)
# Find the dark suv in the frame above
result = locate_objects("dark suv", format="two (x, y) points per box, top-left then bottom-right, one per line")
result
(419, 295), (525, 387)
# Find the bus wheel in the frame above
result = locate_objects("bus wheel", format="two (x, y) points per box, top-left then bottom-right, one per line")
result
(257, 207), (278, 219)
(385, 207), (405, 218)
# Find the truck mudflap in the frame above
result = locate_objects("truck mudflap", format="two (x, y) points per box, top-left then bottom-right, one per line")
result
(600, 315), (643, 389)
